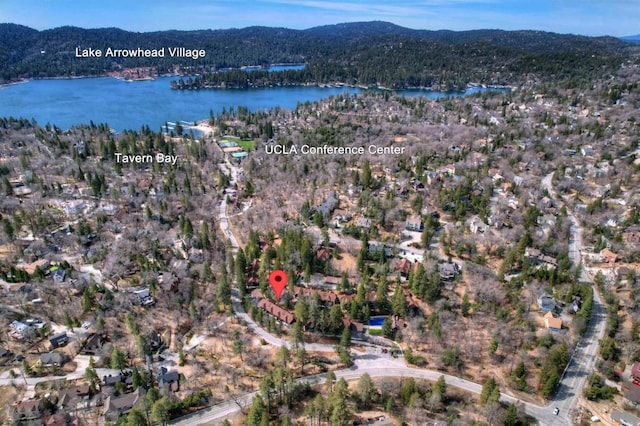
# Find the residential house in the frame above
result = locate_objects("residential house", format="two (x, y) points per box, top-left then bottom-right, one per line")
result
(537, 294), (556, 312)
(611, 408), (640, 426)
(601, 248), (619, 264)
(58, 383), (91, 410)
(9, 399), (44, 425)
(342, 318), (365, 338)
(43, 412), (71, 426)
(396, 259), (413, 278)
(49, 332), (68, 349)
(410, 179), (424, 191)
(337, 293), (356, 305)
(52, 268), (66, 283)
(102, 373), (125, 387)
(368, 242), (392, 258)
(507, 196), (519, 210)
(568, 297), (582, 314)
(632, 362), (640, 383)
(538, 214), (557, 228)
(10, 320), (35, 340)
(488, 168), (503, 182)
(581, 145), (595, 156)
(356, 217), (372, 230)
(157, 367), (180, 393)
(104, 388), (145, 422)
(40, 352), (65, 367)
(544, 312), (562, 331)
(133, 287), (155, 306)
(293, 287), (338, 306)
(468, 216), (488, 234)
(80, 333), (106, 356)
(316, 248), (332, 263)
(317, 193), (338, 218)
(405, 215), (424, 232)
(623, 382), (640, 409)
(501, 181), (513, 193)
(425, 171), (439, 185)
(63, 200), (85, 216)
(443, 164), (456, 176)
(21, 258), (50, 275)
(525, 247), (557, 269)
(332, 209), (351, 226)
(257, 299), (295, 325)
(149, 332), (165, 352)
(438, 262), (460, 281)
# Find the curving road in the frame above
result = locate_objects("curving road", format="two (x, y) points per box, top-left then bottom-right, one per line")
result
(170, 361), (560, 426)
(541, 172), (608, 425)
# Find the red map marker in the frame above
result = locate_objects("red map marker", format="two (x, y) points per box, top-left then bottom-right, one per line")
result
(269, 270), (288, 301)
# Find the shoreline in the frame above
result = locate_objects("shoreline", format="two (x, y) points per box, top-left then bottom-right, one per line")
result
(0, 62), (307, 87)
(172, 80), (512, 93)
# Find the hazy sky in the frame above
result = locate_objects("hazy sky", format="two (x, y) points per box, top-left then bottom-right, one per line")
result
(2, 0), (638, 37)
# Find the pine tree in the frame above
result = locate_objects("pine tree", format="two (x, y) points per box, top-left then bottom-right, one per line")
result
(356, 373), (377, 409)
(110, 346), (127, 370)
(217, 267), (231, 306)
(330, 379), (350, 425)
(391, 285), (407, 317)
(480, 377), (500, 405)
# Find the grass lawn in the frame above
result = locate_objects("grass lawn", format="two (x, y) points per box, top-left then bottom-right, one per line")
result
(238, 139), (255, 152)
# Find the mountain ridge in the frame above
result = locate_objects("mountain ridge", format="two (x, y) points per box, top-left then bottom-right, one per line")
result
(0, 21), (635, 86)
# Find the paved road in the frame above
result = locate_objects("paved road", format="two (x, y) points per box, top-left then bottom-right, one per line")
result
(171, 360), (559, 426)
(541, 172), (608, 425)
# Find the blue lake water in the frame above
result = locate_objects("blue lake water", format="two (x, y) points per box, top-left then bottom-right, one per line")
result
(0, 73), (506, 131)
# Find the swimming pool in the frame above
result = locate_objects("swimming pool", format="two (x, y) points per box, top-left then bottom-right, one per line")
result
(369, 316), (387, 327)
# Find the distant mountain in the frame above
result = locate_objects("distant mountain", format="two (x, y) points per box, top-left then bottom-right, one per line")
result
(305, 22), (627, 54)
(621, 34), (640, 44)
(0, 21), (635, 87)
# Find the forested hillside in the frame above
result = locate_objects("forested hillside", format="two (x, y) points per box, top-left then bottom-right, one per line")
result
(1, 21), (636, 88)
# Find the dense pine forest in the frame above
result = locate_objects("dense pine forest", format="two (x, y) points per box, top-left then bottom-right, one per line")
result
(1, 21), (637, 89)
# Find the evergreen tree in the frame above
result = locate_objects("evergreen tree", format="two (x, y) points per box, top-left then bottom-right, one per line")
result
(3, 176), (13, 196)
(151, 398), (171, 425)
(232, 329), (244, 361)
(503, 403), (521, 426)
(391, 285), (407, 317)
(480, 377), (500, 405)
(110, 346), (127, 370)
(461, 293), (471, 316)
(356, 373), (377, 409)
(126, 409), (146, 426)
(246, 395), (266, 426)
(236, 247), (248, 298)
(375, 278), (391, 313)
(361, 160), (372, 189)
(217, 266), (232, 306)
(330, 379), (350, 426)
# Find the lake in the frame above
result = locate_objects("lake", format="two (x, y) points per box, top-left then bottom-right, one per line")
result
(0, 73), (506, 132)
